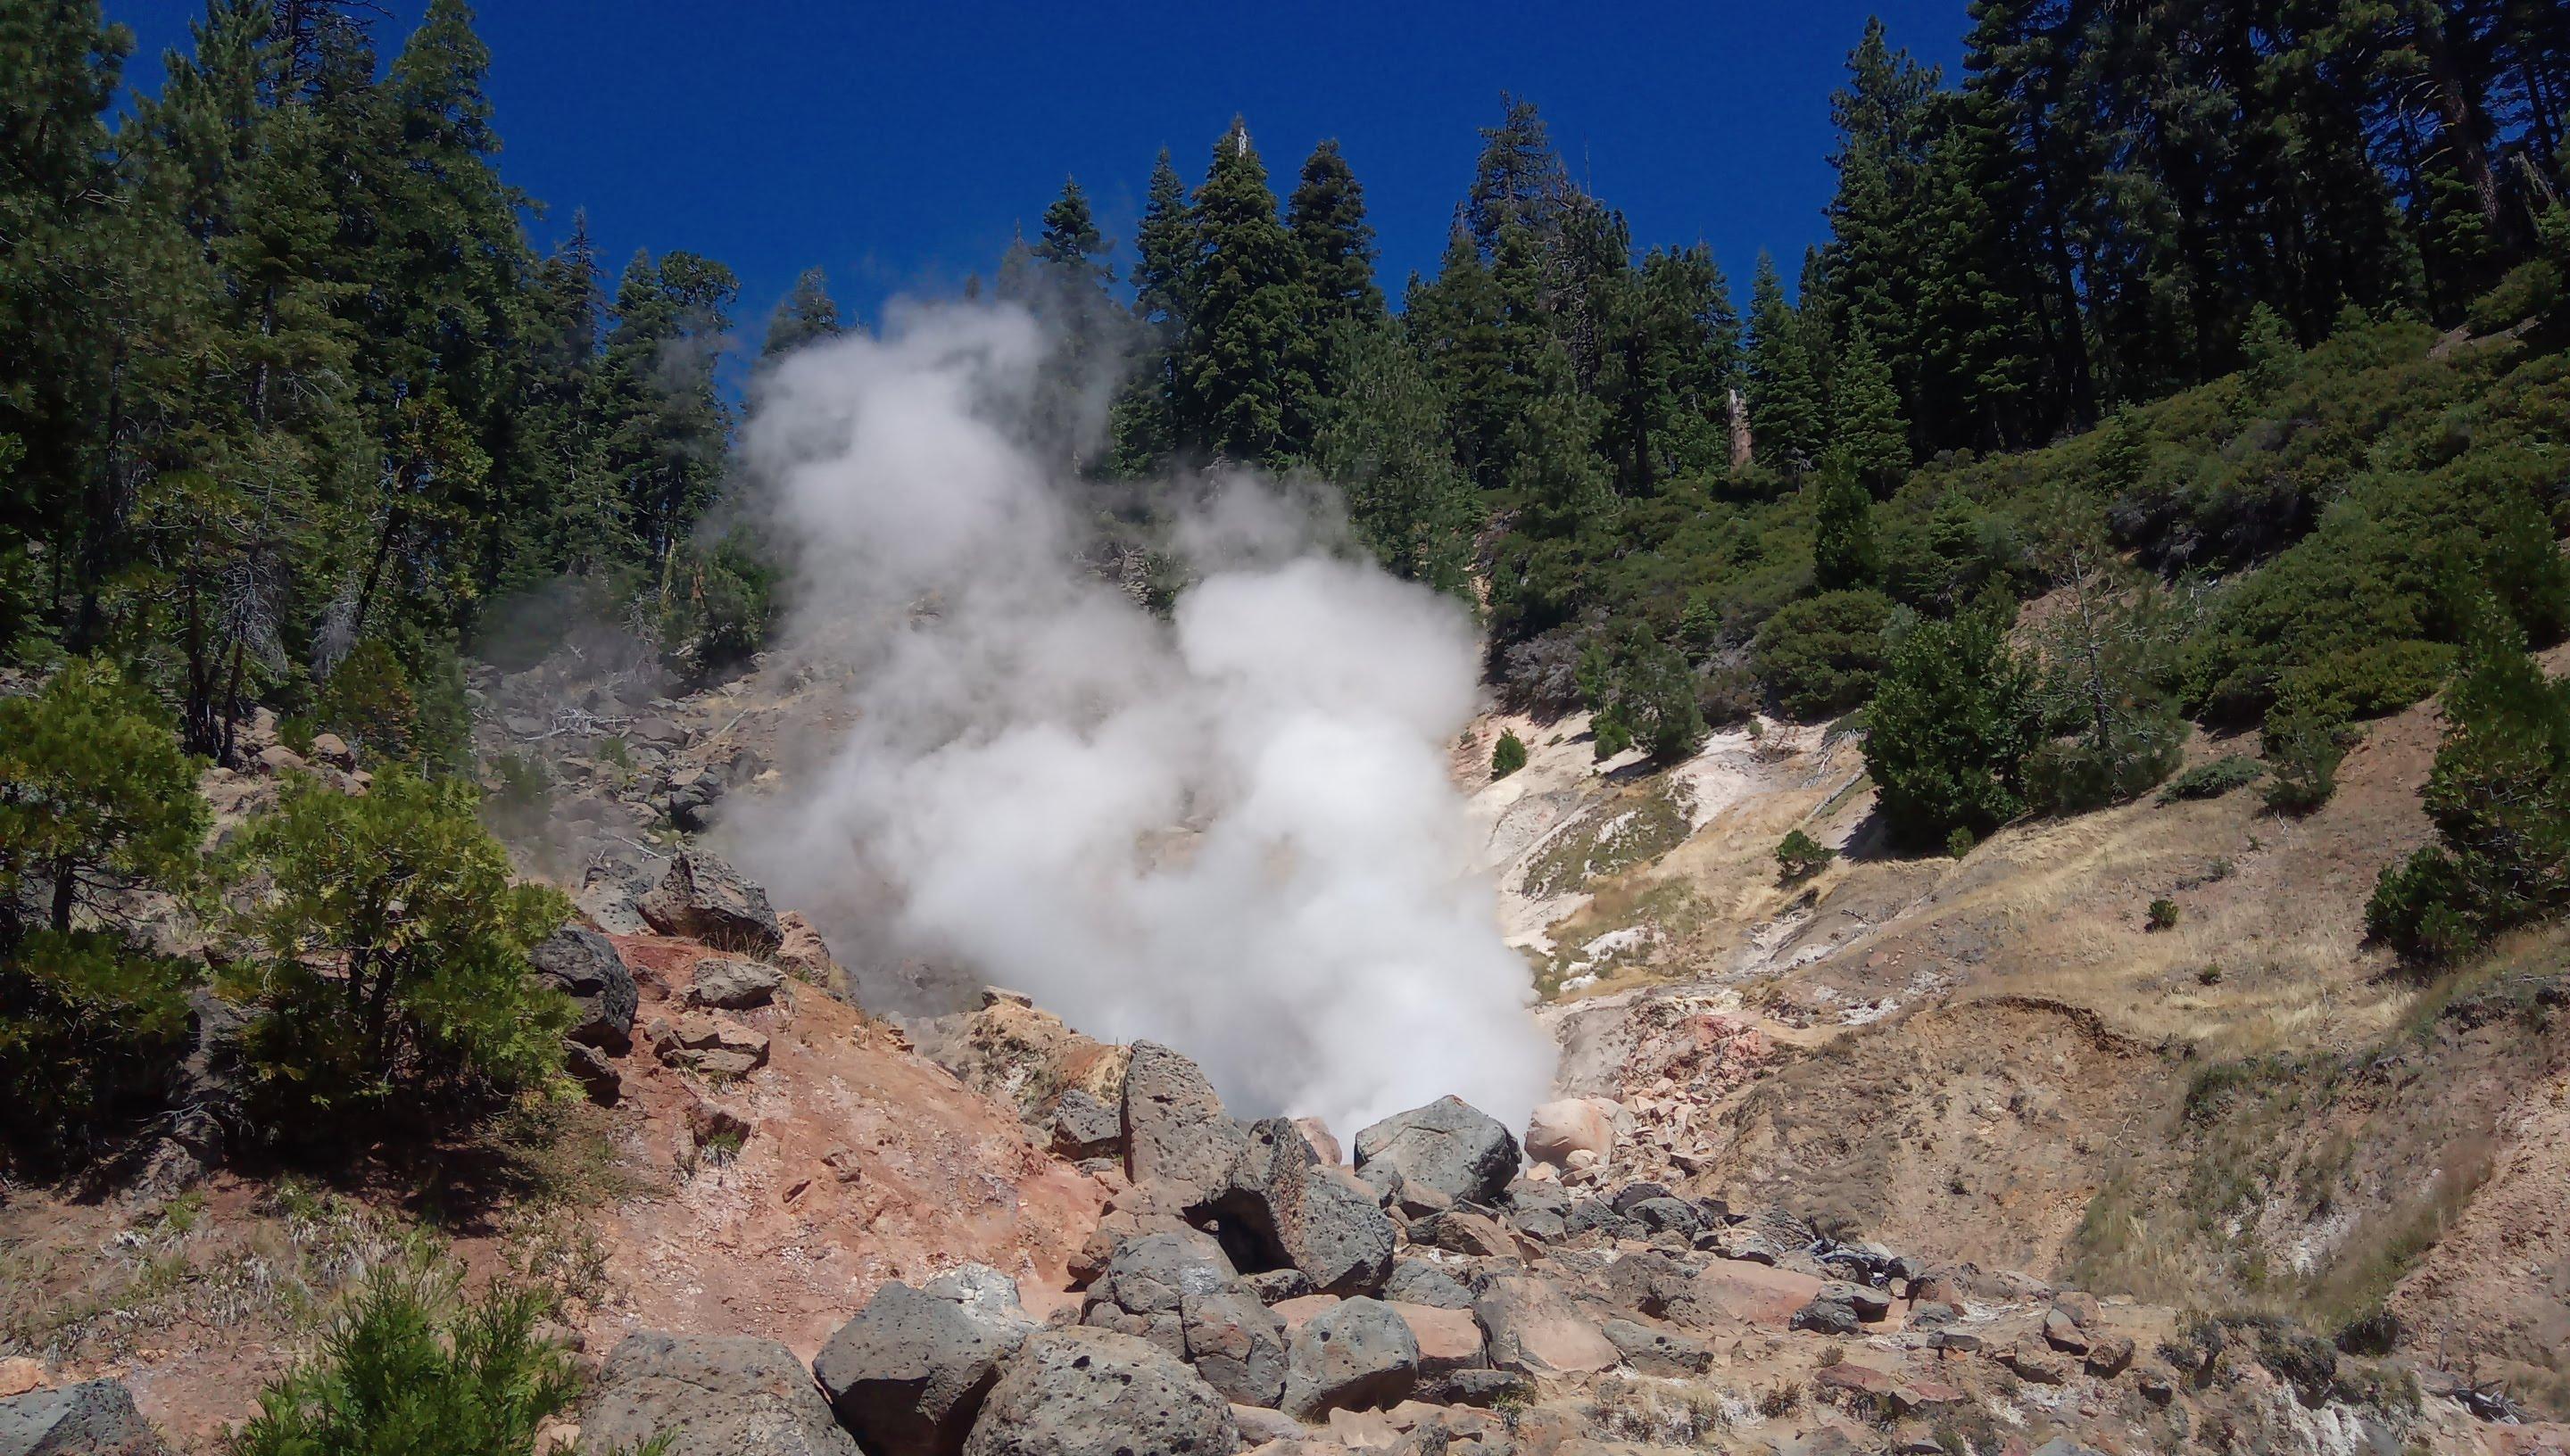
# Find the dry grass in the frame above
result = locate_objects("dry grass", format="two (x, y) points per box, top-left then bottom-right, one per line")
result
(0, 1181), (419, 1369)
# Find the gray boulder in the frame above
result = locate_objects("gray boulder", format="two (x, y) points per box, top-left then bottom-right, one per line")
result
(577, 860), (653, 935)
(1381, 1259), (1475, 1311)
(563, 1040), (622, 1104)
(1789, 1294), (1861, 1336)
(1474, 1272), (1619, 1378)
(1279, 1296), (1420, 1421)
(1602, 1318), (1713, 1377)
(1351, 1096), (1520, 1206)
(1047, 1088), (1123, 1162)
(814, 1274), (1035, 1456)
(529, 926), (638, 1052)
(688, 956), (783, 1011)
(1081, 1231), (1239, 1358)
(0, 1381), (172, 1456)
(584, 1333), (857, 1456)
(961, 1328), (1238, 1456)
(637, 849), (783, 954)
(1626, 1196), (1704, 1240)
(1214, 1118), (1397, 1297)
(1178, 1284), (1288, 1408)
(1120, 1042), (1248, 1208)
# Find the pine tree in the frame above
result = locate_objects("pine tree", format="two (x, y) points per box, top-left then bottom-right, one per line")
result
(1287, 140), (1381, 325)
(1108, 149), (1193, 475)
(1745, 253), (1824, 473)
(593, 249), (737, 572)
(762, 266), (844, 361)
(1863, 605), (2041, 848)
(1465, 94), (1570, 257)
(1600, 243), (1738, 492)
(1312, 317), (1478, 595)
(1831, 327), (1908, 490)
(1180, 119), (1316, 466)
(1285, 137), (1381, 438)
(1809, 452), (1877, 591)
(1406, 223), (1516, 489)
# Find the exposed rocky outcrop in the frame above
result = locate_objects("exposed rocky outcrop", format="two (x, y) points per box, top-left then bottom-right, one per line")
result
(529, 925), (638, 1052)
(960, 1328), (1237, 1456)
(813, 1272), (1036, 1456)
(637, 848), (783, 953)
(584, 1333), (858, 1456)
(1121, 1040), (1248, 1209)
(1351, 1096), (1521, 1207)
(0, 1380), (172, 1456)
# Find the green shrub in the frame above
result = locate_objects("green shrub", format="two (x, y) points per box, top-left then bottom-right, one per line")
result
(2025, 710), (2185, 815)
(2464, 259), (2563, 336)
(1579, 623), (1706, 762)
(1490, 730), (1528, 780)
(0, 660), (207, 939)
(1945, 825), (1977, 858)
(233, 1254), (581, 1456)
(222, 769), (573, 1136)
(2260, 691), (2347, 815)
(1862, 608), (2041, 851)
(1753, 589), (1894, 721)
(2147, 898), (2181, 931)
(2364, 611), (2570, 961)
(314, 641), (422, 766)
(0, 660), (209, 1168)
(659, 530), (777, 684)
(2159, 755), (2266, 803)
(1774, 828), (1836, 882)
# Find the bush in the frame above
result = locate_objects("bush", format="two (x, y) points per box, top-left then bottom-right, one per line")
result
(2259, 691), (2347, 815)
(1498, 626), (1587, 717)
(1580, 623), (1706, 763)
(314, 641), (422, 766)
(2463, 259), (2563, 336)
(234, 1253), (582, 1456)
(222, 769), (573, 1135)
(0, 660), (208, 1168)
(0, 658), (207, 941)
(2024, 710), (2185, 815)
(1862, 608), (2041, 851)
(1774, 828), (1836, 882)
(2159, 755), (2266, 803)
(2147, 898), (2181, 931)
(1490, 731), (1528, 780)
(2363, 611), (2570, 960)
(1753, 590), (1894, 721)
(658, 530), (776, 685)
(1945, 825), (1977, 858)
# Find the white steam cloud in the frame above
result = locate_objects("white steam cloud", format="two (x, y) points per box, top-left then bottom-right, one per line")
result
(726, 302), (1552, 1137)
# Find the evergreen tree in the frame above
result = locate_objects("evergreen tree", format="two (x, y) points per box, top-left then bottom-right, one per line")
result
(593, 249), (737, 571)
(1405, 223), (1516, 488)
(2367, 608), (2570, 959)
(1288, 139), (1382, 326)
(1312, 317), (1478, 595)
(1465, 94), (1570, 257)
(1108, 149), (1194, 475)
(1743, 252), (1824, 474)
(762, 266), (844, 360)
(1809, 453), (1878, 592)
(1830, 327), (1908, 490)
(1025, 177), (1122, 465)
(1600, 244), (1739, 493)
(1863, 605), (2041, 848)
(1180, 119), (1316, 466)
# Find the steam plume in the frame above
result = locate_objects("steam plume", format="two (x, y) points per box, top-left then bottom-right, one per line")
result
(725, 302), (1552, 1136)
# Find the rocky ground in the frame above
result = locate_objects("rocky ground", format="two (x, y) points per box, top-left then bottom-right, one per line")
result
(6, 638), (2569, 1454)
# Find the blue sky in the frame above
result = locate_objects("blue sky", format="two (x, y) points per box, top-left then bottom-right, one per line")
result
(111, 1), (1969, 344)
